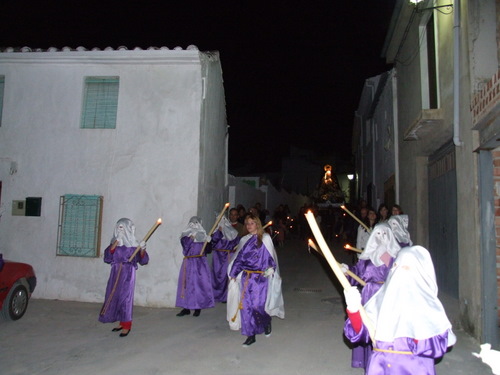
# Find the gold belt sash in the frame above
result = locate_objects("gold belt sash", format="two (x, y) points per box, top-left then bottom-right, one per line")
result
(231, 269), (264, 322)
(373, 348), (412, 355)
(180, 254), (204, 298)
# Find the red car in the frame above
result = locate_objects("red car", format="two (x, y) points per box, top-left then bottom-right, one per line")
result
(0, 254), (37, 320)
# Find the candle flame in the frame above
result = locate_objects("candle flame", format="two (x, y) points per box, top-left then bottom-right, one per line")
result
(344, 244), (351, 249)
(157, 218), (162, 224)
(225, 202), (230, 207)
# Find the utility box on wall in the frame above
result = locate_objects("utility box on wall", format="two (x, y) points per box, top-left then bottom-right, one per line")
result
(12, 200), (25, 216)
(25, 197), (42, 216)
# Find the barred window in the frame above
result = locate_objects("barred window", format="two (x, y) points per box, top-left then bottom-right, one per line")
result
(80, 77), (119, 129)
(57, 195), (103, 257)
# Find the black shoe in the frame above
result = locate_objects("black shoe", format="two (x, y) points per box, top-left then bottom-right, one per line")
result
(112, 326), (123, 332)
(176, 308), (190, 317)
(119, 329), (131, 337)
(242, 335), (256, 347)
(265, 322), (272, 337)
(193, 309), (201, 317)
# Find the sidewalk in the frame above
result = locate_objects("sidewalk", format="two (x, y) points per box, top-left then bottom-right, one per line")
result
(0, 237), (492, 375)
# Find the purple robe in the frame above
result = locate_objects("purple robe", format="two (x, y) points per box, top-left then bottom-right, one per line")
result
(347, 258), (394, 369)
(99, 245), (149, 323)
(210, 230), (240, 303)
(344, 319), (450, 375)
(228, 235), (276, 336)
(175, 236), (215, 309)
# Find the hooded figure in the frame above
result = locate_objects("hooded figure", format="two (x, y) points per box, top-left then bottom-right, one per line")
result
(175, 216), (214, 317)
(341, 222), (402, 369)
(210, 216), (240, 303)
(99, 218), (149, 337)
(344, 246), (456, 375)
(387, 214), (412, 247)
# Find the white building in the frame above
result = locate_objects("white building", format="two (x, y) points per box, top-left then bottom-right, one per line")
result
(0, 45), (228, 308)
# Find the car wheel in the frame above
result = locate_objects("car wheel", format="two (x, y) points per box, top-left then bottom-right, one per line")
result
(1, 283), (29, 321)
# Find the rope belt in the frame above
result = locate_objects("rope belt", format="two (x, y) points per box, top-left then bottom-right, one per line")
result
(100, 263), (123, 316)
(373, 348), (412, 355)
(231, 269), (264, 322)
(215, 249), (231, 253)
(180, 254), (204, 298)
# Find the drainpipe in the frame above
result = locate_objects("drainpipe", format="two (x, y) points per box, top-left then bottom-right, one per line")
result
(453, 0), (463, 146)
(392, 69), (400, 204)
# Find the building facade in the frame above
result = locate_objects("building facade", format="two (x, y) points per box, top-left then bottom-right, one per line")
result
(353, 0), (499, 346)
(0, 45), (228, 308)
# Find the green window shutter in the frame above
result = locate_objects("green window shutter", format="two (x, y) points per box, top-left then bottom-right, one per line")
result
(81, 77), (119, 129)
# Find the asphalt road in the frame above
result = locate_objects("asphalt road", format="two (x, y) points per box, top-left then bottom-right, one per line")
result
(0, 236), (493, 375)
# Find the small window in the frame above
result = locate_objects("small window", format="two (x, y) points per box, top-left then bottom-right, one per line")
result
(80, 77), (119, 129)
(0, 76), (5, 126)
(57, 194), (103, 257)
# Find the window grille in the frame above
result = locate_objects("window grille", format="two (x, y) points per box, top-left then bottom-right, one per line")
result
(57, 195), (103, 257)
(80, 77), (119, 129)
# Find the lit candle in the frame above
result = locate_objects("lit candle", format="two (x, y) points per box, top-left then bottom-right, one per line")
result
(263, 220), (272, 229)
(309, 239), (366, 286)
(344, 244), (363, 253)
(305, 210), (374, 339)
(128, 218), (162, 262)
(200, 202), (230, 255)
(341, 205), (371, 233)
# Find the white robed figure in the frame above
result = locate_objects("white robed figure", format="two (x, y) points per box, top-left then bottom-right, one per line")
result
(226, 214), (284, 346)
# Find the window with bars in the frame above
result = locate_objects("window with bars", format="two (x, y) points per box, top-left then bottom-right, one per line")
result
(57, 195), (103, 257)
(0, 76), (5, 126)
(80, 77), (119, 129)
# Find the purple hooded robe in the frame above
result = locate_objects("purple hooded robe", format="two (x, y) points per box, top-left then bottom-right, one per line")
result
(344, 322), (451, 375)
(99, 244), (149, 323)
(211, 229), (240, 303)
(228, 235), (276, 336)
(347, 258), (393, 368)
(175, 236), (215, 310)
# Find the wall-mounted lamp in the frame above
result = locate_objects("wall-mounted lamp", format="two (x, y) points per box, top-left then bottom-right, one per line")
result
(410, 0), (453, 13)
(347, 174), (354, 181)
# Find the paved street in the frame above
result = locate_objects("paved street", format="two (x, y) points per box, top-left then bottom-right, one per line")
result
(0, 237), (492, 375)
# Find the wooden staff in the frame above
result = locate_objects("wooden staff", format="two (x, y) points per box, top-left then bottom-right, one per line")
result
(308, 239), (366, 286)
(128, 218), (162, 262)
(305, 211), (375, 341)
(110, 239), (119, 251)
(200, 202), (230, 255)
(344, 244), (363, 253)
(341, 205), (371, 233)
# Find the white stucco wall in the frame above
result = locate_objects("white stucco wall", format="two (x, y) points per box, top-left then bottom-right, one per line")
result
(0, 48), (227, 308)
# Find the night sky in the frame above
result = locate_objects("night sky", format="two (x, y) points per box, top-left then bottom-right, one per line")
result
(0, 1), (395, 172)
